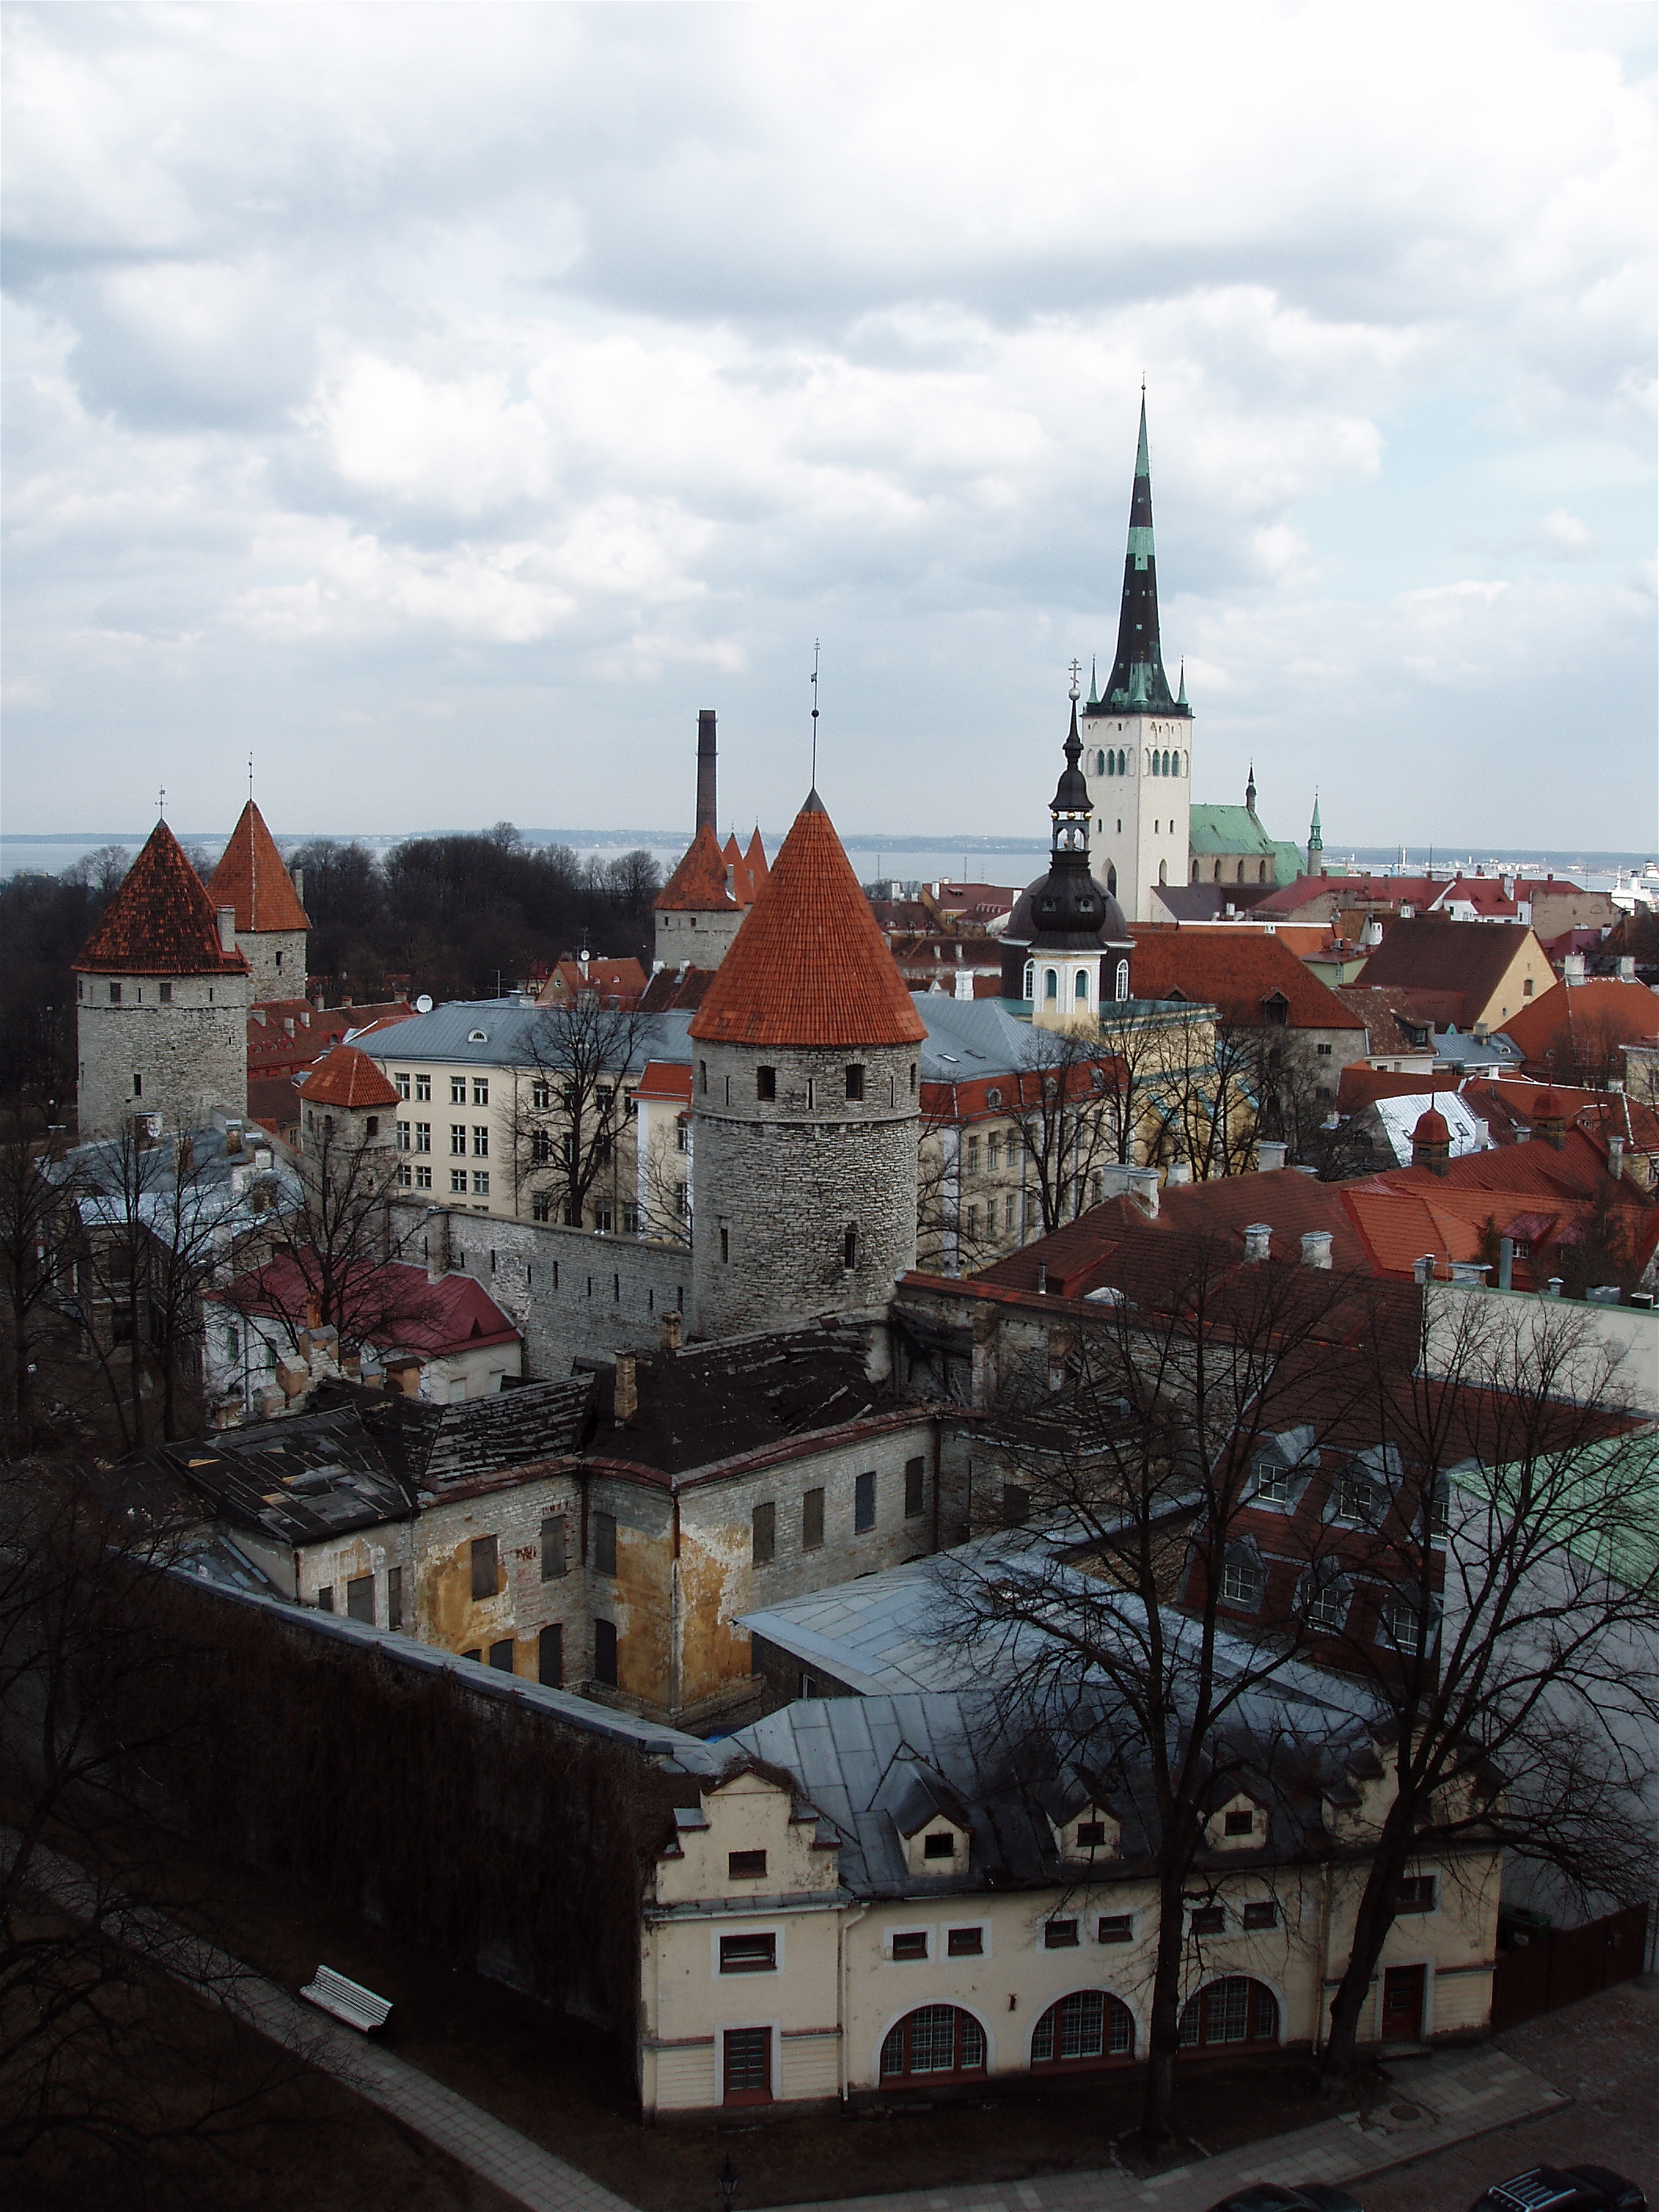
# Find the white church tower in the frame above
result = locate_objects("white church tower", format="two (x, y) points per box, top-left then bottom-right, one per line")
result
(1079, 397), (1193, 925)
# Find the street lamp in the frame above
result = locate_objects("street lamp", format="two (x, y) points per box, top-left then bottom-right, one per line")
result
(716, 2154), (739, 2210)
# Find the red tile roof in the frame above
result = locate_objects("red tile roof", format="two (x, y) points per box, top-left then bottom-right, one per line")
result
(247, 1000), (416, 1078)
(74, 819), (250, 977)
(536, 957), (647, 1008)
(1497, 977), (1659, 1068)
(213, 1254), (518, 1358)
(634, 1060), (694, 1104)
(1335, 1066), (1459, 1115)
(723, 830), (771, 908)
(689, 796), (928, 1049)
(207, 801), (310, 933)
(1126, 927), (1366, 1031)
(296, 1045), (402, 1109)
(655, 824), (738, 912)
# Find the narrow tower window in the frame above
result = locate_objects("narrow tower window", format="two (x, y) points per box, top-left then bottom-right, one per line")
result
(1044, 969), (1059, 1002)
(756, 1066), (776, 1101)
(843, 1224), (858, 1271)
(1074, 970), (1089, 1004)
(844, 1064), (865, 1101)
(1115, 959), (1130, 1002)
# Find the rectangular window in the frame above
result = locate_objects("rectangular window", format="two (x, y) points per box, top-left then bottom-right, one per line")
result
(1254, 1464), (1295, 1504)
(1005, 1193), (1016, 1231)
(987, 1133), (1002, 1170)
(396, 1120), (411, 1149)
(1191, 1906), (1225, 1934)
(532, 1079), (551, 1111)
(159, 980), (172, 1004)
(756, 1066), (776, 1101)
(1221, 1562), (1260, 1605)
(1316, 1042), (1333, 1057)
(540, 1516), (566, 1580)
(1396, 1875), (1436, 1914)
(621, 1203), (640, 1233)
(593, 1203), (612, 1232)
(595, 1511), (617, 1577)
(1002, 1483), (1031, 1526)
(723, 2026), (771, 2105)
(855, 1470), (876, 1533)
(451, 1077), (467, 1104)
(1242, 1901), (1278, 1929)
(946, 1926), (983, 1957)
(470, 1536), (498, 1600)
(472, 1125), (489, 1156)
(473, 1172), (490, 1196)
(922, 1830), (955, 1860)
(450, 1125), (467, 1154)
(1044, 1919), (1079, 1948)
(904, 1456), (925, 1518)
(966, 1134), (980, 1174)
(538, 1624), (563, 1686)
(488, 1639), (513, 1672)
(531, 1194), (551, 1221)
(386, 1566), (403, 1632)
(1225, 1809), (1255, 1836)
(396, 1163), (412, 1187)
(109, 981), (122, 1004)
(719, 1933), (777, 1974)
(592, 1618), (617, 1685)
(1097, 1914), (1133, 1944)
(727, 1850), (767, 1881)
(1076, 1820), (1108, 1848)
(844, 1063), (865, 1101)
(752, 1500), (776, 1566)
(416, 1165), (432, 1188)
(416, 1073), (431, 1101)
(316, 1585), (333, 1612)
(396, 1072), (411, 1097)
(345, 1574), (374, 1624)
(891, 1931), (928, 1961)
(802, 1488), (824, 1551)
(415, 1122), (431, 1152)
(473, 1079), (489, 1106)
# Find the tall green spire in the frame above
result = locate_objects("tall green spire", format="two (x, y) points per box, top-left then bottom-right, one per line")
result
(1307, 790), (1324, 877)
(1099, 393), (1185, 720)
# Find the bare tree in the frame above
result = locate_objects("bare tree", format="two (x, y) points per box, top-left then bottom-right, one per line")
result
(1313, 1287), (1659, 2088)
(1002, 1027), (1131, 1235)
(0, 1111), (76, 1450)
(933, 1238), (1380, 2148)
(506, 1001), (653, 1230)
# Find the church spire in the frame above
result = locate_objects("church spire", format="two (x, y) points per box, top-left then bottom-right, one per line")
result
(1101, 393), (1185, 719)
(1245, 761), (1257, 815)
(1307, 791), (1324, 878)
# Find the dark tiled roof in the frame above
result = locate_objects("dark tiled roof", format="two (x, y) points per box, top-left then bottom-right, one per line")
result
(638, 965), (717, 1013)
(1356, 918), (1536, 1028)
(207, 801), (310, 933)
(690, 798), (928, 1049)
(74, 819), (250, 978)
(1126, 928), (1365, 1031)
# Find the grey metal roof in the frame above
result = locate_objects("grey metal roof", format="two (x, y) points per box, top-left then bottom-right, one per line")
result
(362, 998), (695, 1074)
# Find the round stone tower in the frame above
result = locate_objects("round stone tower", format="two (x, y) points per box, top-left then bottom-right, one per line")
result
(72, 819), (251, 1140)
(207, 799), (310, 1002)
(687, 791), (926, 1340)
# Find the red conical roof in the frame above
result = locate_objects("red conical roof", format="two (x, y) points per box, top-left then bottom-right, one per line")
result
(298, 1045), (401, 1109)
(209, 800), (310, 932)
(689, 794), (927, 1049)
(74, 820), (250, 977)
(1412, 1108), (1450, 1144)
(654, 822), (738, 912)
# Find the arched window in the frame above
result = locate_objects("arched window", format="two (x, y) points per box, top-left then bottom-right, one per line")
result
(1106, 863), (1117, 896)
(1213, 860), (1222, 882)
(1179, 1977), (1278, 2051)
(1118, 749), (1126, 775)
(1159, 860), (1167, 886)
(1259, 859), (1269, 883)
(1098, 749), (1110, 776)
(1074, 969), (1090, 1003)
(1044, 969), (1059, 1002)
(1031, 1990), (1135, 2069)
(1115, 959), (1130, 1002)
(1191, 858), (1201, 882)
(881, 2005), (987, 2081)
(1022, 961), (1035, 1000)
(1174, 751), (1182, 777)
(1151, 750), (1160, 776)
(1162, 750), (1170, 776)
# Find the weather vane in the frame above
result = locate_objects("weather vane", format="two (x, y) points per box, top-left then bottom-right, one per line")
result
(157, 786), (166, 819)
(248, 752), (255, 802)
(810, 639), (821, 789)
(1068, 659), (1082, 703)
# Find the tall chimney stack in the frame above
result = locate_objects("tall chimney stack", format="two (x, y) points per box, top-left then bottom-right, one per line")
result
(695, 709), (718, 835)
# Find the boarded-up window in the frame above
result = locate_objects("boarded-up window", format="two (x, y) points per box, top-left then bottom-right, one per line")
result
(540, 1515), (567, 1581)
(855, 1470), (876, 1533)
(802, 1489), (825, 1551)
(904, 1456), (925, 1518)
(345, 1575), (375, 1624)
(593, 1618), (617, 1685)
(539, 1624), (563, 1686)
(595, 1511), (617, 1577)
(728, 1850), (767, 1880)
(316, 1586), (334, 1613)
(470, 1535), (498, 1600)
(489, 1639), (513, 1672)
(386, 1566), (403, 1632)
(752, 1501), (776, 1566)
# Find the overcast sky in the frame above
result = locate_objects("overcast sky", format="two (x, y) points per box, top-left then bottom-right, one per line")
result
(3, 2), (1654, 852)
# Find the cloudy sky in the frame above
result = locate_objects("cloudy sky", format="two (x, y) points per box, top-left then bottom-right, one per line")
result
(3, 2), (1654, 852)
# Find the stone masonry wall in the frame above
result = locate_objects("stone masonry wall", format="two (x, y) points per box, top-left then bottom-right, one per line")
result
(654, 906), (745, 971)
(238, 928), (308, 1003)
(691, 1038), (920, 1340)
(75, 969), (250, 1140)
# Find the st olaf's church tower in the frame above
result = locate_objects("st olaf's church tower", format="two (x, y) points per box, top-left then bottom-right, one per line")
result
(1080, 397), (1192, 925)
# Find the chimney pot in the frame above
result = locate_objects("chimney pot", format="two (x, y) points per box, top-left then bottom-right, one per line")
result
(1243, 1222), (1272, 1262)
(1413, 1254), (1437, 1285)
(1300, 1230), (1333, 1269)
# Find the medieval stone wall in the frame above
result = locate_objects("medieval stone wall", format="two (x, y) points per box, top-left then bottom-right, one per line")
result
(75, 969), (250, 1139)
(654, 906), (745, 971)
(238, 927), (308, 1002)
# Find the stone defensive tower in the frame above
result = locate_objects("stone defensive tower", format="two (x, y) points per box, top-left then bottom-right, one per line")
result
(72, 819), (251, 1140)
(1081, 395), (1193, 923)
(207, 800), (310, 1001)
(687, 792), (926, 1340)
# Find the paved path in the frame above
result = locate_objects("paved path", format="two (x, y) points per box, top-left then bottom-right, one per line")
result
(754, 2044), (1568, 2212)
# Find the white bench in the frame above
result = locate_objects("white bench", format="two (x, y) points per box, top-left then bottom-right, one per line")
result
(299, 1964), (393, 2035)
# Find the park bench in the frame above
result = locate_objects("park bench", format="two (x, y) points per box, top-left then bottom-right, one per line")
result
(298, 1964), (393, 2035)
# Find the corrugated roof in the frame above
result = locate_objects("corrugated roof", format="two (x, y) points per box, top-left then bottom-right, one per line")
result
(689, 797), (927, 1049)
(73, 819), (251, 978)
(654, 824), (738, 912)
(296, 1045), (402, 1109)
(207, 801), (311, 934)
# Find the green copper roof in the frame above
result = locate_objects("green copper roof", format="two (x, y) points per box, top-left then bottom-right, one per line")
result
(1188, 804), (1279, 858)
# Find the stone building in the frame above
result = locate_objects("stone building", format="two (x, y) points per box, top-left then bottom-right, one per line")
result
(206, 799), (311, 1002)
(652, 709), (771, 972)
(687, 792), (928, 1340)
(72, 818), (251, 1140)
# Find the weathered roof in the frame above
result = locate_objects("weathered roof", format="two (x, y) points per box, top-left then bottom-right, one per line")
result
(1500, 977), (1659, 1069)
(1127, 927), (1366, 1031)
(1188, 804), (1282, 861)
(654, 824), (738, 912)
(1357, 918), (1537, 1027)
(296, 1045), (402, 1110)
(360, 998), (695, 1073)
(637, 965), (717, 1013)
(207, 801), (311, 934)
(689, 797), (927, 1049)
(209, 1256), (520, 1360)
(74, 819), (250, 978)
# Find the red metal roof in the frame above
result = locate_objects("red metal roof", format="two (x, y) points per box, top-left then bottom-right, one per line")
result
(654, 823), (738, 912)
(74, 819), (250, 977)
(296, 1045), (402, 1109)
(213, 1254), (518, 1358)
(207, 801), (311, 933)
(689, 796), (928, 1049)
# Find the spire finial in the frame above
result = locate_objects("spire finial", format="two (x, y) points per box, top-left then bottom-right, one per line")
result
(248, 753), (255, 804)
(1068, 658), (1082, 704)
(157, 786), (166, 819)
(810, 639), (820, 791)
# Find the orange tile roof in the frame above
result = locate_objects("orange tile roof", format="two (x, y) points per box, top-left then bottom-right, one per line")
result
(296, 1045), (402, 1109)
(207, 801), (311, 933)
(1127, 926), (1366, 1031)
(1499, 977), (1659, 1065)
(654, 823), (738, 912)
(634, 1059), (694, 1103)
(74, 819), (250, 977)
(689, 794), (928, 1049)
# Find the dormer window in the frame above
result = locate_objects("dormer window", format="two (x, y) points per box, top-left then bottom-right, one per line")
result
(923, 1830), (955, 1860)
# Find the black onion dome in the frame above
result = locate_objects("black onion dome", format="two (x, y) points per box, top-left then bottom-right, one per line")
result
(1004, 869), (1127, 951)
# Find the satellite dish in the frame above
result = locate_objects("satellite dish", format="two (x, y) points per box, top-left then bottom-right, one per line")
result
(415, 994), (434, 1014)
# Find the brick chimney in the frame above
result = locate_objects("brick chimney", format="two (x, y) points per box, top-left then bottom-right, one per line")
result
(1533, 1093), (1567, 1150)
(660, 1309), (683, 1351)
(695, 709), (718, 835)
(613, 1350), (638, 1424)
(217, 904), (237, 954)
